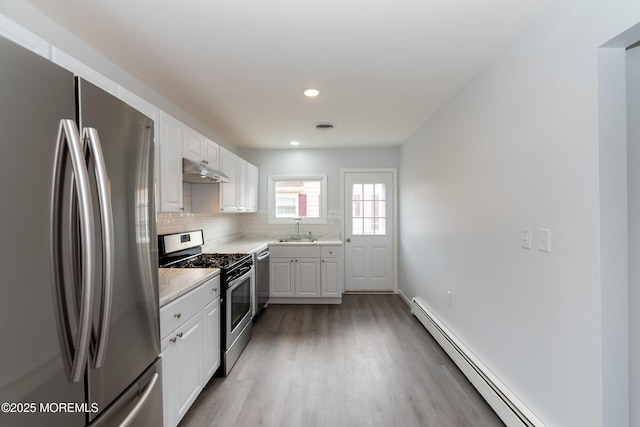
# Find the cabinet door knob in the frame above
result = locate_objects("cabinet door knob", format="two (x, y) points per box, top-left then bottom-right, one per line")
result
(346, 238), (351, 243)
(212, 288), (218, 292)
(174, 313), (182, 319)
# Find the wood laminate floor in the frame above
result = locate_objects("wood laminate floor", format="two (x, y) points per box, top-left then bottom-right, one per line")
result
(179, 294), (505, 427)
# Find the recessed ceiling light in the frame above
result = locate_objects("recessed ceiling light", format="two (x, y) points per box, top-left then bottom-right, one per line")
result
(290, 141), (300, 146)
(303, 89), (320, 97)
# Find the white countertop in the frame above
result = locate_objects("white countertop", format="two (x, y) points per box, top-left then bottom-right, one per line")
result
(268, 236), (343, 246)
(210, 238), (272, 254)
(158, 235), (342, 307)
(210, 235), (342, 253)
(159, 267), (219, 307)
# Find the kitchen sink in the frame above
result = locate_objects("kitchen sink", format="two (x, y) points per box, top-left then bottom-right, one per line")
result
(276, 238), (318, 244)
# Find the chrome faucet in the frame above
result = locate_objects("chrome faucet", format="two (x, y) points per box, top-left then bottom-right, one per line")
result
(294, 218), (301, 240)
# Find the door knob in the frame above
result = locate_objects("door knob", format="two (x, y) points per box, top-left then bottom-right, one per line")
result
(346, 238), (351, 243)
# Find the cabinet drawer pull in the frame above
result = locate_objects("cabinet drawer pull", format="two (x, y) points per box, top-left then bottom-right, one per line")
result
(174, 313), (182, 319)
(211, 288), (218, 292)
(176, 332), (183, 338)
(170, 337), (177, 343)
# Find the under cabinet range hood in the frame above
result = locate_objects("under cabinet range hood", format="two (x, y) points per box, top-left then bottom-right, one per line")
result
(183, 158), (230, 183)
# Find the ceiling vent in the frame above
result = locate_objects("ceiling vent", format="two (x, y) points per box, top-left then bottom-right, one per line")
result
(315, 122), (335, 130)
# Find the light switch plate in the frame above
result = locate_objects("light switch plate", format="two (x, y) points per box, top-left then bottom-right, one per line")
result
(538, 228), (551, 253)
(521, 228), (532, 250)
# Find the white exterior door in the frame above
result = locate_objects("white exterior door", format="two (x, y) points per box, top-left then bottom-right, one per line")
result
(343, 171), (395, 292)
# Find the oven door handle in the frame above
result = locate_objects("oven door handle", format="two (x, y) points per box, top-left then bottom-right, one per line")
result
(227, 266), (254, 290)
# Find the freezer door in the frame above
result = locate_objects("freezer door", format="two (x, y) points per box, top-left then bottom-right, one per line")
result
(78, 79), (161, 422)
(89, 358), (163, 427)
(0, 36), (85, 426)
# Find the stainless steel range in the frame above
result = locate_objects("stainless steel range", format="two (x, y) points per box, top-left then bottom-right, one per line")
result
(158, 230), (253, 376)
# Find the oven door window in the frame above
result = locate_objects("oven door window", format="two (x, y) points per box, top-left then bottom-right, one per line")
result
(231, 278), (251, 331)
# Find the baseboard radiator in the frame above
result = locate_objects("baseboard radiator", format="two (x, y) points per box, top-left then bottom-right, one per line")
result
(411, 297), (544, 427)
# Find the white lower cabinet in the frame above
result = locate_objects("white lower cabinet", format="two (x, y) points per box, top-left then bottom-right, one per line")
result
(269, 245), (343, 300)
(160, 275), (221, 427)
(203, 297), (221, 383)
(296, 258), (321, 297)
(321, 246), (343, 297)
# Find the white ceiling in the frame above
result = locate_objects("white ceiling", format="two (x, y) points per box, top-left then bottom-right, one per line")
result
(26, 0), (552, 149)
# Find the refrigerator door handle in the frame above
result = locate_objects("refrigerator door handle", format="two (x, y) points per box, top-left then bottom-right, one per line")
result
(50, 119), (96, 383)
(119, 372), (159, 427)
(83, 127), (114, 369)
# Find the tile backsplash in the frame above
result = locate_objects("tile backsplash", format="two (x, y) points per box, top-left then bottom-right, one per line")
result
(157, 184), (341, 247)
(238, 210), (342, 238)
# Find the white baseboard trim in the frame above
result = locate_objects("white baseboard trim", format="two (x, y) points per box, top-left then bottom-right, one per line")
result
(411, 297), (544, 427)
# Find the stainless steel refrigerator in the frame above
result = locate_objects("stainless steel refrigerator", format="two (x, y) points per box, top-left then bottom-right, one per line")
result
(0, 35), (162, 426)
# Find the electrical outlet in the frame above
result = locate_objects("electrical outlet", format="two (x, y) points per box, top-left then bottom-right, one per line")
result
(447, 290), (452, 306)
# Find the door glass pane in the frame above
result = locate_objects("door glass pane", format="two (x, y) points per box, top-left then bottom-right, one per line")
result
(352, 183), (387, 235)
(352, 200), (362, 218)
(363, 201), (375, 217)
(363, 184), (374, 200)
(352, 184), (363, 200)
(363, 218), (375, 235)
(352, 218), (363, 235)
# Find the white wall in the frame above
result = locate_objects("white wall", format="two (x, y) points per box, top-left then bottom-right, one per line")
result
(240, 147), (400, 212)
(399, 1), (640, 426)
(0, 0), (238, 153)
(627, 45), (640, 427)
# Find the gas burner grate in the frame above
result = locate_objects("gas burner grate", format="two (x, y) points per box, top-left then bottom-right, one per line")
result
(169, 253), (249, 269)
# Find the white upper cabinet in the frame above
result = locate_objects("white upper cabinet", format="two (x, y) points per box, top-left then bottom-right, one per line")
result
(236, 158), (258, 213)
(238, 158), (248, 212)
(245, 161), (259, 213)
(159, 112), (184, 212)
(204, 138), (220, 169)
(183, 125), (219, 169)
(219, 147), (239, 212)
(192, 146), (259, 214)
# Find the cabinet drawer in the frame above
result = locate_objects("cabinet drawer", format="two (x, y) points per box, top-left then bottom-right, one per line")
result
(202, 275), (221, 306)
(160, 285), (205, 339)
(269, 245), (320, 259)
(321, 246), (343, 258)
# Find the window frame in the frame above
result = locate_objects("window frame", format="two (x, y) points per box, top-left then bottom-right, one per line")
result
(267, 174), (328, 224)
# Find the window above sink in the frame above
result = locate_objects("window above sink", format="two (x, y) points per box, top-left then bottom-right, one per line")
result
(268, 174), (327, 224)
